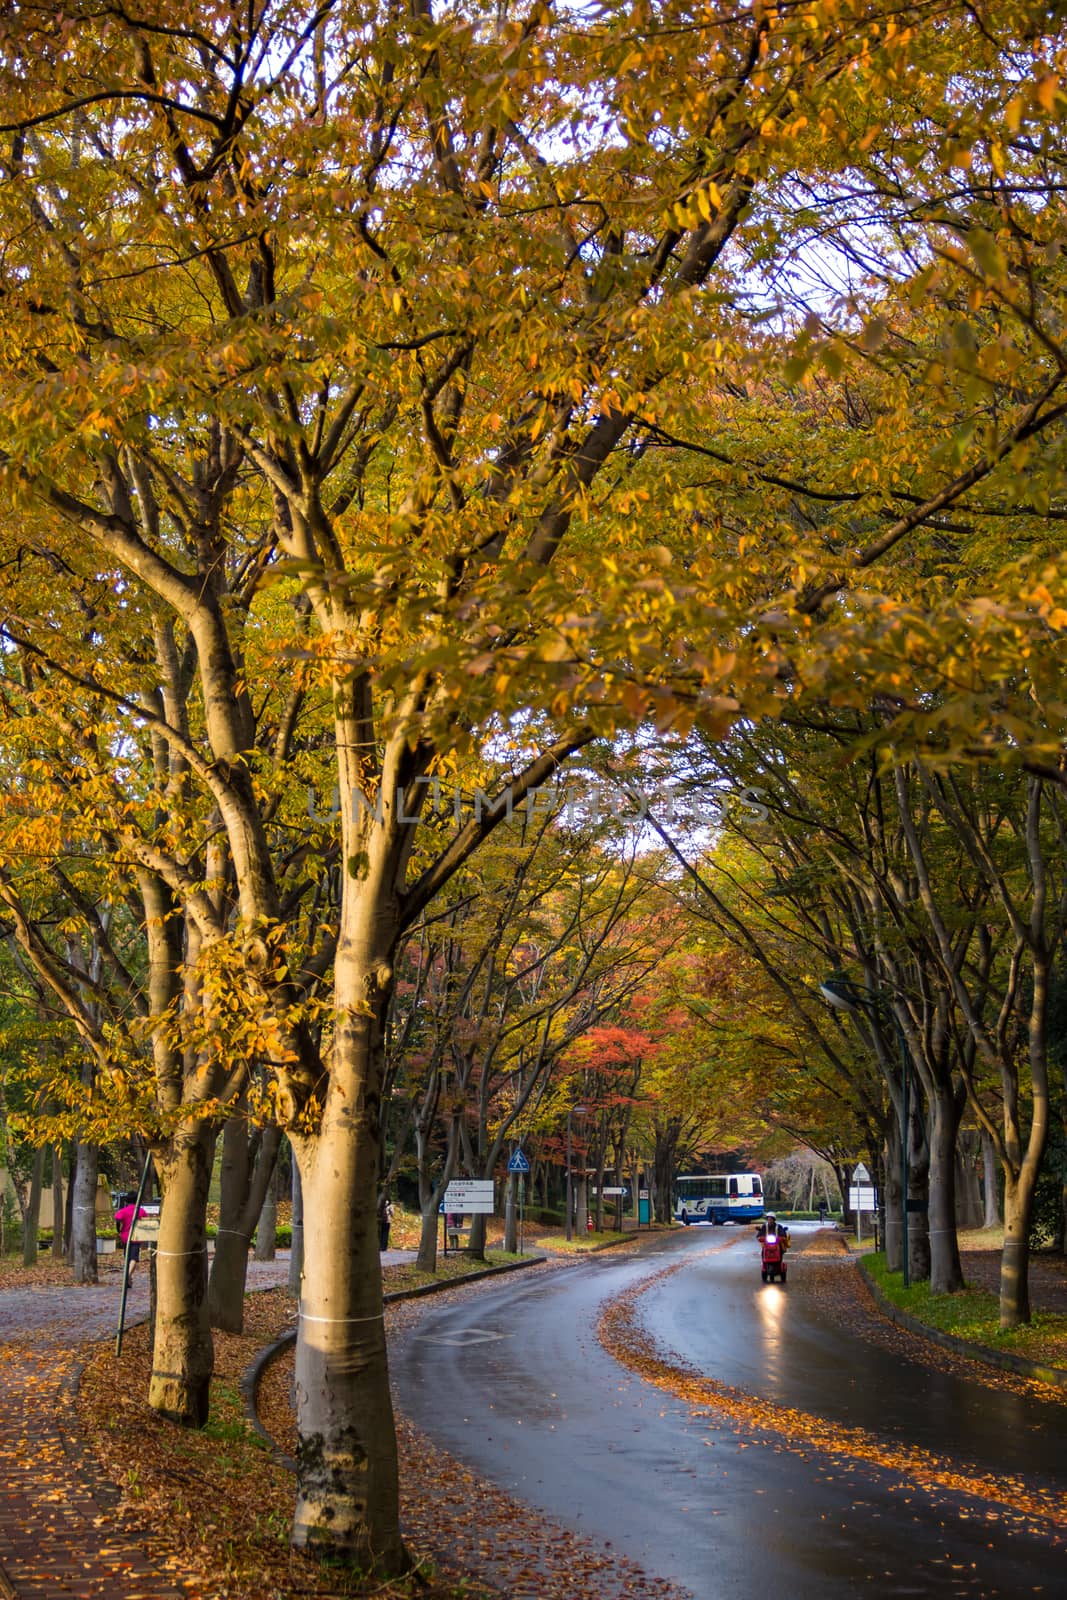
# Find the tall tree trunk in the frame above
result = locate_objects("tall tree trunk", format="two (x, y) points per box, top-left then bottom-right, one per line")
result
(1000, 1170), (1034, 1328)
(594, 1141), (607, 1232)
(50, 1144), (64, 1260)
(63, 1159), (75, 1259)
(208, 1238), (249, 1329)
(834, 1161), (855, 1235)
(415, 1097), (463, 1272)
(998, 945), (1050, 1327)
(575, 1174), (588, 1234)
(883, 1122), (903, 1272)
(906, 1174), (931, 1286)
(417, 1206), (440, 1272)
(954, 1134), (983, 1231)
(208, 1112), (250, 1332)
(69, 1140), (99, 1285)
(467, 1211), (487, 1261)
(290, 994), (407, 1573)
(414, 1104), (447, 1274)
(255, 1161), (279, 1261)
(503, 1172), (517, 1254)
(22, 1147), (45, 1267)
(926, 1089), (964, 1294)
(149, 1124), (216, 1426)
(1053, 1181), (1067, 1256)
(288, 1158), (304, 1296)
(651, 1126), (678, 1222)
(982, 1129), (1001, 1228)
(208, 1117), (281, 1331)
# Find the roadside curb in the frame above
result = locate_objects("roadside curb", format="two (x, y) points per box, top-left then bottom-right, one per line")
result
(240, 1252), (548, 1468)
(856, 1257), (1067, 1391)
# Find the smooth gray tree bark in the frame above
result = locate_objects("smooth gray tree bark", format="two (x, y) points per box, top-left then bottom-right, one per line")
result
(69, 1139), (99, 1285)
(21, 1147), (45, 1267)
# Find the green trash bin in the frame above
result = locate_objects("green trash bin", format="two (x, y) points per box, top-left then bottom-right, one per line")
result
(638, 1194), (650, 1224)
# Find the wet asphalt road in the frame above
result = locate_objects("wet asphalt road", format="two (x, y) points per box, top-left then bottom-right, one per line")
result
(389, 1225), (1066, 1599)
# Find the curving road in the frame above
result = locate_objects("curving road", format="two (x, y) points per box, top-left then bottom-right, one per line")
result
(389, 1225), (1066, 1599)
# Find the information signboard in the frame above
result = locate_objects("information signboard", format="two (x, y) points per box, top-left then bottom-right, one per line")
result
(443, 1179), (495, 1214)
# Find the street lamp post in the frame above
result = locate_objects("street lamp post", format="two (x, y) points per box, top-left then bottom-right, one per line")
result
(819, 973), (911, 1287)
(565, 1104), (588, 1242)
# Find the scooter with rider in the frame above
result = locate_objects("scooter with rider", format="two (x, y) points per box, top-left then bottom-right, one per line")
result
(756, 1210), (790, 1283)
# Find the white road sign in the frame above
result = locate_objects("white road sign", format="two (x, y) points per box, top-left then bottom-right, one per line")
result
(852, 1162), (871, 1183)
(443, 1179), (495, 1214)
(848, 1185), (877, 1212)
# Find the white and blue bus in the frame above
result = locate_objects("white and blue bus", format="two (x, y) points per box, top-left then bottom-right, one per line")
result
(674, 1172), (764, 1226)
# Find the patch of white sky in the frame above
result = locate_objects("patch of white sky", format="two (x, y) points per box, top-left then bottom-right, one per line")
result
(468, 710), (753, 868)
(52, 3), (863, 341)
(753, 35), (1055, 336)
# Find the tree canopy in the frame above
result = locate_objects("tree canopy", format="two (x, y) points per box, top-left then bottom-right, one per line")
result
(0, 0), (1065, 1571)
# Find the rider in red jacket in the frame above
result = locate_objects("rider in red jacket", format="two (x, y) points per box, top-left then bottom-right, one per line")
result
(757, 1211), (790, 1245)
(757, 1212), (790, 1278)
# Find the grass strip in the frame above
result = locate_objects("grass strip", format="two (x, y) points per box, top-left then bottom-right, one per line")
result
(863, 1253), (1067, 1370)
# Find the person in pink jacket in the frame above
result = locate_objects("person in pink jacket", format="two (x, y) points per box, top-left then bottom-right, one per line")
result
(113, 1192), (146, 1287)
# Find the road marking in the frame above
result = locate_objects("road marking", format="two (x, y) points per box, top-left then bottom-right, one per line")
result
(421, 1327), (512, 1345)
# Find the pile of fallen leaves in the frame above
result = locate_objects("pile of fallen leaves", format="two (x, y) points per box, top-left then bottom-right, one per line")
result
(63, 1230), (1067, 1600)
(76, 1289), (489, 1600)
(258, 1280), (691, 1600)
(77, 1265), (687, 1600)
(597, 1247), (1067, 1540)
(531, 1228), (645, 1254)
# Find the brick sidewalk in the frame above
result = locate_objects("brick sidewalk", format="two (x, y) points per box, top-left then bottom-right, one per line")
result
(0, 1343), (186, 1600)
(0, 1255), (291, 1599)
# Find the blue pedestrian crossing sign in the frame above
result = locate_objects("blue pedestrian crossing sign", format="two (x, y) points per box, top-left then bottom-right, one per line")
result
(507, 1149), (530, 1174)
